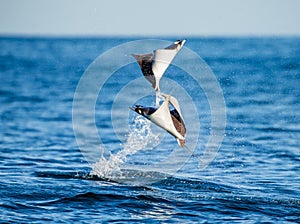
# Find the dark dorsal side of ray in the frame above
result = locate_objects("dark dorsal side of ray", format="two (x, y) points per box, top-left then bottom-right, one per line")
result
(142, 107), (157, 116)
(132, 53), (156, 89)
(170, 109), (186, 136)
(132, 105), (157, 117)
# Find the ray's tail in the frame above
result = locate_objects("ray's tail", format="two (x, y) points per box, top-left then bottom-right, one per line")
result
(182, 144), (202, 167)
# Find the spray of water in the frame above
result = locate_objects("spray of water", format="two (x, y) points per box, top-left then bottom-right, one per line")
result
(90, 115), (160, 180)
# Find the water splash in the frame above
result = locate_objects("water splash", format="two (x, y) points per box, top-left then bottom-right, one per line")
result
(90, 115), (160, 180)
(155, 90), (165, 107)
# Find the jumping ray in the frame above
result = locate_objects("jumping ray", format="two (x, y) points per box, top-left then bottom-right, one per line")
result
(130, 94), (186, 147)
(132, 39), (186, 105)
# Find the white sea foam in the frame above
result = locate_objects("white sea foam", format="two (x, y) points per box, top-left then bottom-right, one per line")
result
(90, 115), (160, 180)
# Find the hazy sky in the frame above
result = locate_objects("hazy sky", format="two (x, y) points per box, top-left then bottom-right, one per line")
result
(0, 0), (299, 36)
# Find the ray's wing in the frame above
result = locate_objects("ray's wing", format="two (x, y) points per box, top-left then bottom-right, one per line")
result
(131, 53), (156, 89)
(162, 93), (186, 136)
(148, 97), (174, 132)
(164, 94), (184, 120)
(170, 109), (186, 137)
(152, 40), (186, 89)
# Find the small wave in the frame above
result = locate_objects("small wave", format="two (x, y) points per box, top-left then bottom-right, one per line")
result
(35, 171), (110, 182)
(43, 192), (134, 204)
(1, 91), (45, 103)
(34, 168), (170, 185)
(255, 126), (300, 133)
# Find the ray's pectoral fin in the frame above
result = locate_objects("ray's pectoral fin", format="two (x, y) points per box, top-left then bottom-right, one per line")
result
(170, 109), (186, 138)
(151, 39), (186, 90)
(162, 93), (186, 136)
(131, 53), (156, 89)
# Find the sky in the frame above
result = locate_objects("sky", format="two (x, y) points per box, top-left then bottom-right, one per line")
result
(0, 0), (300, 36)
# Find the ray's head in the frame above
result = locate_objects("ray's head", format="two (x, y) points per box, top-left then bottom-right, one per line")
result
(130, 105), (145, 116)
(129, 105), (156, 117)
(175, 39), (186, 47)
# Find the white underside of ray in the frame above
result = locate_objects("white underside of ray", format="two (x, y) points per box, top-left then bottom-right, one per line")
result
(152, 40), (185, 92)
(161, 93), (185, 124)
(152, 49), (177, 89)
(148, 95), (185, 141)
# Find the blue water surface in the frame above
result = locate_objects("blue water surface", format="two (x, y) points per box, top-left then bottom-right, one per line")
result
(0, 37), (299, 223)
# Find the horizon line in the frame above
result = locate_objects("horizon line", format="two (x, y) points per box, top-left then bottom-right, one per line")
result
(1, 33), (300, 39)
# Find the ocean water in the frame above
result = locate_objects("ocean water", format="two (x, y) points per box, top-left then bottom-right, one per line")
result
(0, 37), (299, 223)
